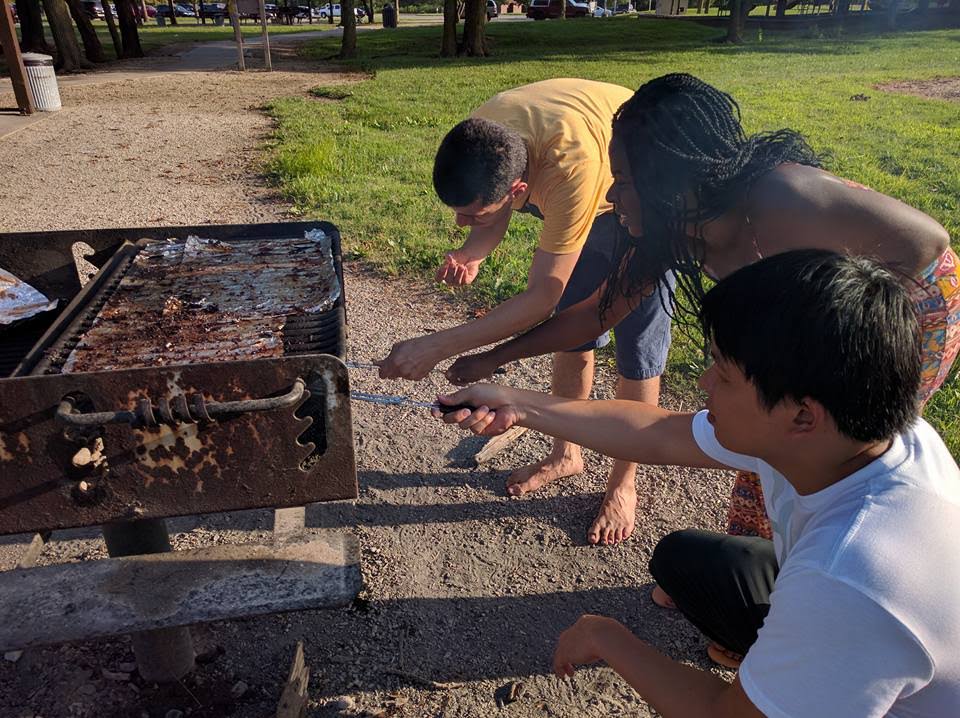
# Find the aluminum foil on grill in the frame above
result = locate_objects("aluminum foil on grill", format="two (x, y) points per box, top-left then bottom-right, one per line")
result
(61, 229), (342, 372)
(0, 267), (58, 326)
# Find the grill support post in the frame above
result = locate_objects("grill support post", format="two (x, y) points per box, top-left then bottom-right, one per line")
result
(102, 518), (196, 682)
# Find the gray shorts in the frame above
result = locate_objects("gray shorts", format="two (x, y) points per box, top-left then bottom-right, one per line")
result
(556, 212), (675, 380)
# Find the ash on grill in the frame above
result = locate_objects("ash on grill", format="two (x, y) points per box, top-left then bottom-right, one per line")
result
(54, 231), (341, 374)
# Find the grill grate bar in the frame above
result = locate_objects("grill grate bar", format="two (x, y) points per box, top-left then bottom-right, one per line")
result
(31, 235), (343, 375)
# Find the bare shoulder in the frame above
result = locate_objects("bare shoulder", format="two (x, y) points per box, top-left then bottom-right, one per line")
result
(750, 164), (856, 213)
(750, 164), (949, 269)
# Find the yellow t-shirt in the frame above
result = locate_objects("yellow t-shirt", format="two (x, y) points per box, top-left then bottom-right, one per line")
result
(471, 78), (631, 255)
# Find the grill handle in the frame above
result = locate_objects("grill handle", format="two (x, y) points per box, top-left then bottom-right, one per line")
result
(56, 378), (307, 428)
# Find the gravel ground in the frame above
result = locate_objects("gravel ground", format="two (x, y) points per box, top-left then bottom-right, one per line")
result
(0, 50), (734, 718)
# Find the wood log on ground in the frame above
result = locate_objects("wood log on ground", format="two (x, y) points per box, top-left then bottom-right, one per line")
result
(473, 425), (527, 465)
(276, 641), (309, 718)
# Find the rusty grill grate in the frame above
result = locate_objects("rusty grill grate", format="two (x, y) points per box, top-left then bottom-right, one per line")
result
(29, 232), (343, 376)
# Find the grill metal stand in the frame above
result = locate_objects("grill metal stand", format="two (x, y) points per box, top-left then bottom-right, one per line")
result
(102, 518), (196, 682)
(0, 223), (361, 679)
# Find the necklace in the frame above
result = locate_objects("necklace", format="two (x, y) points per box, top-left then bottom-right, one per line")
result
(744, 213), (764, 261)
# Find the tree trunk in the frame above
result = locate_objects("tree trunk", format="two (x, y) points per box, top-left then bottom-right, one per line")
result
(774, 0), (785, 16)
(886, 0), (899, 28)
(102, 0), (124, 56)
(339, 0), (356, 56)
(116, 0), (144, 57)
(17, 0), (51, 53)
(167, 0), (178, 23)
(834, 0), (849, 14)
(65, 0), (107, 62)
(441, 0), (458, 55)
(366, 0), (374, 22)
(41, 0), (91, 71)
(459, 0), (486, 55)
(725, 0), (742, 42)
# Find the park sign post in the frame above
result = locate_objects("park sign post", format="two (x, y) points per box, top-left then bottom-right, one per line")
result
(0, 0), (36, 114)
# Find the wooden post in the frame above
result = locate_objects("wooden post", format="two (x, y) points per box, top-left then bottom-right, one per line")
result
(257, 0), (272, 70)
(0, 0), (36, 114)
(229, 0), (245, 69)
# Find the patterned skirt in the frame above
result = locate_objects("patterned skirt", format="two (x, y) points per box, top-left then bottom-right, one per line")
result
(727, 246), (960, 539)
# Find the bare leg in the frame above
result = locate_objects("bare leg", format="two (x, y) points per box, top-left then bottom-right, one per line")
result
(506, 350), (592, 496)
(587, 374), (661, 545)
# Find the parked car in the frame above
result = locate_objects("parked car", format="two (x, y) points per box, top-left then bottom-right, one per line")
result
(81, 0), (116, 19)
(155, 3), (197, 16)
(199, 1), (227, 16)
(317, 2), (364, 17)
(525, 0), (588, 17)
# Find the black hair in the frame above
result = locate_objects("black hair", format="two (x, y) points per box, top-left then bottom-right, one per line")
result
(700, 250), (921, 442)
(600, 73), (822, 329)
(433, 118), (528, 207)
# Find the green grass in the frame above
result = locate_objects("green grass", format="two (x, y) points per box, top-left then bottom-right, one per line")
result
(264, 17), (960, 454)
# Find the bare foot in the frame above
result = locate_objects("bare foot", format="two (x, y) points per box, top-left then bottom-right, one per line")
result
(651, 584), (676, 609)
(707, 643), (744, 669)
(587, 483), (637, 545)
(506, 450), (583, 496)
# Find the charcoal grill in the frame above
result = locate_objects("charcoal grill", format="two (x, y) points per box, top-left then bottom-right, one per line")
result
(0, 223), (361, 679)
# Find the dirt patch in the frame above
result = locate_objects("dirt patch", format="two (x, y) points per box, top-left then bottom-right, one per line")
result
(0, 49), (733, 718)
(876, 76), (960, 102)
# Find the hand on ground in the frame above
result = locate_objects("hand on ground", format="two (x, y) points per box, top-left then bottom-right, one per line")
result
(376, 337), (442, 381)
(436, 251), (482, 286)
(445, 351), (502, 385)
(552, 615), (609, 678)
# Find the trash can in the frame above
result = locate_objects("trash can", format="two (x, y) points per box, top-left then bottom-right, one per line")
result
(381, 2), (396, 26)
(21, 53), (61, 113)
(214, 13), (225, 24)
(156, 14), (166, 24)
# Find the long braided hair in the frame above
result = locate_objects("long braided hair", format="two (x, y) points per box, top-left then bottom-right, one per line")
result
(600, 73), (822, 330)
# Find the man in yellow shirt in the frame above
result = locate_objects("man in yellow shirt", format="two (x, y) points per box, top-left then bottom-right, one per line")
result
(377, 79), (674, 545)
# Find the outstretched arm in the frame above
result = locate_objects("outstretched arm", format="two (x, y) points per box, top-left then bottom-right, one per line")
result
(553, 615), (763, 718)
(434, 384), (725, 470)
(377, 248), (580, 380)
(445, 281), (637, 385)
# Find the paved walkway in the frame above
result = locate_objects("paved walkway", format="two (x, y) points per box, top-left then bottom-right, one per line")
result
(0, 25), (344, 140)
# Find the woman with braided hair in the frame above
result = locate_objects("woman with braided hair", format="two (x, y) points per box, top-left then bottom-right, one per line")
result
(446, 73), (960, 662)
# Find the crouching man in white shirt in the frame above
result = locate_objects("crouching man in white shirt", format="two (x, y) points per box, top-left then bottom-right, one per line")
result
(434, 249), (960, 718)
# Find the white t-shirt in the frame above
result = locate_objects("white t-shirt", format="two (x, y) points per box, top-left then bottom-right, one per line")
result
(692, 412), (960, 718)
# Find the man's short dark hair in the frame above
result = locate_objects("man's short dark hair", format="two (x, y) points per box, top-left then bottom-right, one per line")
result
(433, 118), (527, 207)
(700, 250), (921, 442)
